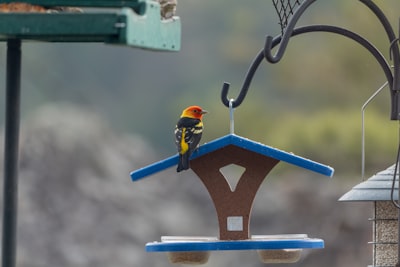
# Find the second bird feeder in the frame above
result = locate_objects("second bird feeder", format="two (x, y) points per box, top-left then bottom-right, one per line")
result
(131, 134), (334, 264)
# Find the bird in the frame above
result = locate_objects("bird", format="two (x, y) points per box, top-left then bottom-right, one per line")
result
(175, 105), (207, 172)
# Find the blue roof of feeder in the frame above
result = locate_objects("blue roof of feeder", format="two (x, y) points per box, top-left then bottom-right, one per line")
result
(130, 134), (334, 181)
(131, 134), (334, 181)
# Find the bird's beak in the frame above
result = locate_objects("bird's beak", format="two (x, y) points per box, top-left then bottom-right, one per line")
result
(201, 110), (208, 114)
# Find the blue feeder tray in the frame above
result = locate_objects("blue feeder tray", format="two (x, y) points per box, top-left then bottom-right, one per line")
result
(147, 235), (324, 264)
(146, 235), (324, 252)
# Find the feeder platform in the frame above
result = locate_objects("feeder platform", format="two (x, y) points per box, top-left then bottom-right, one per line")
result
(147, 235), (324, 264)
(147, 235), (324, 252)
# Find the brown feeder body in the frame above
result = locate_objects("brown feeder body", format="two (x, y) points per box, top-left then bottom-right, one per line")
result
(191, 145), (279, 240)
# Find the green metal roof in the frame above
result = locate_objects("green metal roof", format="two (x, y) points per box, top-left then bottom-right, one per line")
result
(0, 1), (180, 51)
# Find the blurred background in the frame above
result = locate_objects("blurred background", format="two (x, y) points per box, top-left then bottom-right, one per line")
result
(0, 0), (400, 266)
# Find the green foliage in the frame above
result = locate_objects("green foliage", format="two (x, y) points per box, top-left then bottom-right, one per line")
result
(278, 109), (396, 171)
(0, 0), (399, 176)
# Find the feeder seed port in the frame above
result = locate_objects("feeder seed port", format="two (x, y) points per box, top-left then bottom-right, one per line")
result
(257, 249), (302, 264)
(166, 249), (302, 265)
(167, 251), (210, 265)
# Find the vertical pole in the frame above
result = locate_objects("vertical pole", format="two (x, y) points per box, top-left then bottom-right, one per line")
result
(2, 39), (21, 267)
(398, 18), (400, 267)
(397, 165), (400, 266)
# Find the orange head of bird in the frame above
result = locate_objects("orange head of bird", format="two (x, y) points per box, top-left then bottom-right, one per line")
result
(181, 105), (208, 120)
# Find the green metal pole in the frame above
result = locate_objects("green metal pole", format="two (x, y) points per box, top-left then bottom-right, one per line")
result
(2, 39), (21, 267)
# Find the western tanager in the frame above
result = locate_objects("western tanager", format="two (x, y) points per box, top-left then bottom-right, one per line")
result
(175, 105), (207, 172)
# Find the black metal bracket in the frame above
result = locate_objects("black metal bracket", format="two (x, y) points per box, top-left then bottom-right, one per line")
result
(221, 0), (400, 120)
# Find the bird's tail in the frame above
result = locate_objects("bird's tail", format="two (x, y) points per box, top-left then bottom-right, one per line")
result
(177, 153), (190, 172)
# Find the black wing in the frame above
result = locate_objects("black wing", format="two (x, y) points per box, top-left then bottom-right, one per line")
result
(175, 117), (202, 153)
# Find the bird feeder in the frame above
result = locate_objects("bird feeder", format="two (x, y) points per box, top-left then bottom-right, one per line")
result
(0, 2), (181, 266)
(0, 0), (181, 51)
(339, 165), (399, 267)
(131, 134), (334, 264)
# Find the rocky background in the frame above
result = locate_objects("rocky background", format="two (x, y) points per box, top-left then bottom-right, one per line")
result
(0, 104), (373, 267)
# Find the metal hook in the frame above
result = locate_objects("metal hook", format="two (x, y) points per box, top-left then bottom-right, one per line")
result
(220, 49), (265, 108)
(361, 81), (388, 180)
(264, 0), (317, 63)
(221, 0), (317, 109)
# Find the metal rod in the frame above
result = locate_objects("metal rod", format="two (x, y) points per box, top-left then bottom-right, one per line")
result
(358, 0), (400, 120)
(361, 81), (388, 180)
(396, 18), (400, 267)
(2, 39), (22, 267)
(229, 99), (234, 134)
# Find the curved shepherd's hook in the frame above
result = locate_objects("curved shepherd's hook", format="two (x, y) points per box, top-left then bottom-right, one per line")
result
(221, 0), (318, 108)
(222, 0), (400, 119)
(221, 25), (393, 109)
(220, 50), (264, 108)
